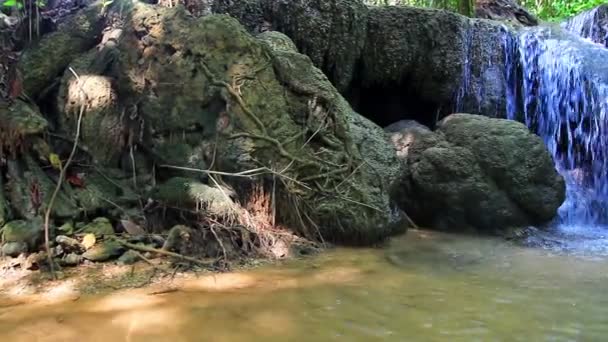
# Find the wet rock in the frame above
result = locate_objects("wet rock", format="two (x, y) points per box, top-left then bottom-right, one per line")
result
(80, 217), (115, 237)
(117, 250), (140, 265)
(82, 241), (125, 262)
(2, 242), (28, 257)
(390, 114), (565, 233)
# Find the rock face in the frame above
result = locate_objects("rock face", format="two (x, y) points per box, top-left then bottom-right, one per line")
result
(389, 114), (565, 233)
(213, 0), (518, 123)
(563, 4), (608, 48)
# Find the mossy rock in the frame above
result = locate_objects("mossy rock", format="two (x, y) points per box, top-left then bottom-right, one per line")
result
(0, 100), (48, 136)
(80, 217), (115, 237)
(19, 4), (106, 96)
(2, 242), (28, 257)
(111, 3), (404, 245)
(1, 219), (42, 253)
(82, 240), (125, 262)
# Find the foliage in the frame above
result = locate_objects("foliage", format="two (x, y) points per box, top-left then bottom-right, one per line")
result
(362, 0), (605, 20)
(519, 0), (605, 21)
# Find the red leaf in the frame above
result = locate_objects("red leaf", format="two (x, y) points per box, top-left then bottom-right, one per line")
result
(66, 174), (85, 188)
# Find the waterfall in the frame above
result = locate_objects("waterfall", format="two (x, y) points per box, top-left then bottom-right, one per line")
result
(516, 27), (608, 229)
(562, 5), (608, 48)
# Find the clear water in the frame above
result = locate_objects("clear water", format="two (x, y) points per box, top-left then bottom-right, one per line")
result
(2, 230), (608, 341)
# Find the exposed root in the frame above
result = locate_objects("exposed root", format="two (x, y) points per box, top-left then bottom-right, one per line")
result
(111, 237), (212, 268)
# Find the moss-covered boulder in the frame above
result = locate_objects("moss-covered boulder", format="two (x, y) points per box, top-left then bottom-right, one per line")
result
(109, 3), (404, 244)
(389, 114), (565, 233)
(1, 219), (42, 255)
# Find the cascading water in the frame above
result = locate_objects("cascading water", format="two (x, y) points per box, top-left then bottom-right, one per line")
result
(506, 24), (608, 254)
(562, 5), (608, 48)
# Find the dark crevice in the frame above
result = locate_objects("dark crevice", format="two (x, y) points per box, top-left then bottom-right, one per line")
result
(344, 78), (443, 130)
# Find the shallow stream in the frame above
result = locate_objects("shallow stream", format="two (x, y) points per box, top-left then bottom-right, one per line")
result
(2, 229), (607, 341)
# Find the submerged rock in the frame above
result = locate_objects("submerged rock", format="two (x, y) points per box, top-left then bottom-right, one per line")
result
(389, 114), (565, 233)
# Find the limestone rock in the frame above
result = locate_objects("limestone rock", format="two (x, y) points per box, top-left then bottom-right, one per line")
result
(112, 4), (403, 244)
(389, 114), (565, 233)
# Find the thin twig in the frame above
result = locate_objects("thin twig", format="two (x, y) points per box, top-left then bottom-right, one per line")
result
(43, 67), (86, 280)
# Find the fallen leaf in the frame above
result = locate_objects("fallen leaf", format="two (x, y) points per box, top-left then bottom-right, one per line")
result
(82, 233), (96, 250)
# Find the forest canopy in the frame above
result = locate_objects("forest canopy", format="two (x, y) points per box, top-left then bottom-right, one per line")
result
(363, 0), (606, 21)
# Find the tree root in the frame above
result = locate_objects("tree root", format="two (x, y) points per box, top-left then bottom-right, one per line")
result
(110, 237), (211, 268)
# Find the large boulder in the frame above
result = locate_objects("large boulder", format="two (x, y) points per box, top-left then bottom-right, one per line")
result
(50, 2), (405, 245)
(389, 114), (565, 233)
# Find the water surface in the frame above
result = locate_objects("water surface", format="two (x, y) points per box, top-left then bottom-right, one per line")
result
(1, 230), (607, 341)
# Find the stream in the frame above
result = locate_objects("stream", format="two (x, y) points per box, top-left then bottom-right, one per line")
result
(2, 229), (608, 341)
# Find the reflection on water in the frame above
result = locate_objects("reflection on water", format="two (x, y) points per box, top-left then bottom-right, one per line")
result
(2, 230), (608, 341)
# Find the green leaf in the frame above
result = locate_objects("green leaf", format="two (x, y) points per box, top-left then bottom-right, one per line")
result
(2, 0), (17, 7)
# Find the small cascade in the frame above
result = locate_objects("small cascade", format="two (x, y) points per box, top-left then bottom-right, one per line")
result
(516, 27), (608, 228)
(562, 5), (608, 48)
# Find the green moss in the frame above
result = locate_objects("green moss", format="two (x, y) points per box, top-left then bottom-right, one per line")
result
(19, 4), (105, 96)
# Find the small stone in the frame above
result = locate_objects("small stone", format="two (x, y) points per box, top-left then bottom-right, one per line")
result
(117, 250), (140, 265)
(53, 245), (64, 257)
(81, 217), (115, 236)
(55, 235), (85, 252)
(82, 241), (125, 262)
(2, 242), (28, 257)
(60, 253), (83, 267)
(57, 222), (75, 235)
